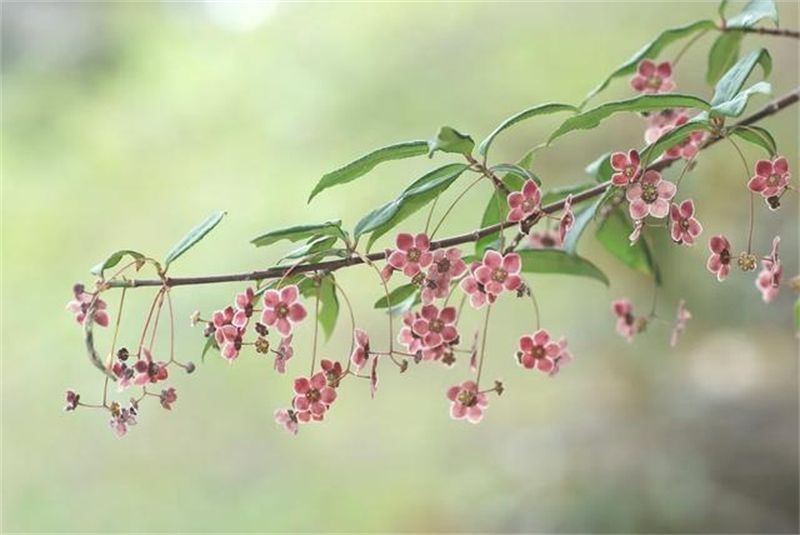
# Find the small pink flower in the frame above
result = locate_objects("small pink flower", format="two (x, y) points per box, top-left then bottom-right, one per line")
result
(670, 300), (691, 348)
(261, 285), (307, 336)
(274, 408), (299, 435)
(232, 287), (255, 328)
(212, 307), (244, 362)
(669, 199), (703, 245)
(473, 250), (523, 296)
(707, 235), (732, 281)
(460, 261), (496, 309)
(412, 305), (459, 350)
(109, 404), (136, 438)
(756, 236), (782, 303)
(387, 233), (433, 277)
(132, 348), (169, 386)
(559, 195), (575, 244)
(529, 229), (561, 249)
(646, 113), (704, 160)
(321, 359), (344, 388)
(398, 311), (423, 356)
(446, 381), (488, 424)
(350, 329), (370, 370)
(293, 372), (337, 419)
(631, 60), (675, 94)
(159, 387), (177, 410)
(274, 335), (294, 373)
(549, 337), (574, 377)
(626, 170), (676, 220)
(748, 157), (790, 198)
(516, 330), (561, 373)
(610, 150), (641, 186)
(66, 285), (109, 327)
(612, 299), (638, 342)
(506, 179), (541, 223)
(421, 247), (467, 304)
(64, 390), (80, 411)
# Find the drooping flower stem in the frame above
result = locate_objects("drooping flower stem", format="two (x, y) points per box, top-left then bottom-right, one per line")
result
(475, 304), (493, 388)
(528, 287), (541, 331)
(310, 284), (321, 375)
(137, 288), (165, 356)
(429, 174), (485, 239)
(166, 289), (176, 363)
(726, 136), (757, 253)
(103, 287), (127, 406)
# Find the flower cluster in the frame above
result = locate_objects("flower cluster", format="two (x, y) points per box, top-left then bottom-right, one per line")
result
(66, 284), (109, 327)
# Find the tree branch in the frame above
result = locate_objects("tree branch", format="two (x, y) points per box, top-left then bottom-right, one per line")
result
(106, 87), (799, 290)
(728, 26), (800, 39)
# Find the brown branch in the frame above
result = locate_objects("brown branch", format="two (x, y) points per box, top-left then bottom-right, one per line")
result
(106, 87), (799, 290)
(727, 26), (800, 39)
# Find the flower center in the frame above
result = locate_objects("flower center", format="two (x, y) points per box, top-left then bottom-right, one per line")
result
(624, 165), (635, 178)
(306, 388), (321, 403)
(540, 234), (556, 247)
(492, 268), (508, 283)
(436, 258), (451, 273)
(720, 249), (731, 265)
(647, 76), (662, 89)
(429, 319), (444, 333)
(407, 248), (421, 262)
(457, 390), (477, 407)
(521, 199), (536, 212)
(276, 303), (289, 319)
(767, 174), (780, 186)
(641, 184), (658, 203)
(532, 346), (545, 359)
(680, 219), (690, 230)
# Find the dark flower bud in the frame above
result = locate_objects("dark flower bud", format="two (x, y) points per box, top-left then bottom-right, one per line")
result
(399, 360), (409, 373)
(494, 380), (505, 396)
(255, 322), (269, 336)
(767, 195), (781, 211)
(185, 362), (196, 374)
(116, 347), (129, 361)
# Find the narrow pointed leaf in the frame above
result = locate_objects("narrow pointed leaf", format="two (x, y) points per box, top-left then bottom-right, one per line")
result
(91, 249), (146, 277)
(164, 211), (226, 268)
(478, 103), (577, 156)
(725, 0), (778, 28)
(706, 31), (743, 85)
(252, 220), (343, 247)
(374, 283), (419, 309)
(308, 141), (428, 202)
(710, 48), (771, 109)
(563, 197), (605, 254)
(280, 235), (339, 262)
(427, 127), (474, 157)
(729, 125), (777, 156)
(639, 117), (712, 162)
(712, 81), (771, 117)
(596, 207), (661, 284)
(585, 152), (614, 183)
(518, 249), (609, 286)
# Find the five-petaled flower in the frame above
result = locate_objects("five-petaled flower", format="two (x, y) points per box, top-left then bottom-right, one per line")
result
(461, 250), (522, 308)
(350, 329), (370, 370)
(274, 408), (299, 435)
(610, 150), (641, 186)
(232, 287), (255, 328)
(516, 330), (562, 373)
(669, 199), (703, 245)
(446, 381), (488, 423)
(412, 304), (460, 351)
(321, 359), (344, 388)
(626, 170), (676, 220)
(549, 337), (574, 377)
(211, 306), (243, 361)
(293, 372), (337, 421)
(132, 348), (169, 386)
(66, 285), (109, 327)
(631, 60), (675, 94)
(506, 179), (541, 223)
(274, 335), (294, 374)
(387, 233), (433, 278)
(756, 236), (782, 303)
(421, 248), (467, 304)
(159, 387), (177, 410)
(707, 235), (733, 281)
(612, 299), (642, 342)
(559, 195), (575, 244)
(261, 285), (307, 337)
(109, 402), (137, 437)
(748, 157), (790, 200)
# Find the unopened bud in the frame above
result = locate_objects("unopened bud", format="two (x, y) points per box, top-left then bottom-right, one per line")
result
(185, 362), (196, 374)
(494, 380), (505, 396)
(399, 360), (409, 373)
(116, 347), (129, 361)
(767, 195), (781, 211)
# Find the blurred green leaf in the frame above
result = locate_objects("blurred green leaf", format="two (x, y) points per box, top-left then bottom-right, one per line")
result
(308, 141), (428, 202)
(585, 152), (614, 183)
(489, 164), (540, 185)
(712, 81), (771, 117)
(251, 220), (343, 247)
(549, 94), (710, 144)
(478, 103), (577, 156)
(201, 336), (216, 363)
(90, 249), (146, 277)
(354, 163), (469, 249)
(706, 31), (743, 85)
(427, 126), (474, 157)
(164, 211), (226, 268)
(518, 249), (609, 286)
(298, 275), (339, 340)
(729, 125), (777, 156)
(563, 197), (605, 253)
(280, 235), (340, 262)
(794, 298), (800, 334)
(639, 117), (711, 162)
(596, 207), (662, 284)
(581, 20), (716, 107)
(726, 0), (779, 28)
(719, 0), (729, 18)
(475, 172), (526, 256)
(374, 283), (419, 309)
(710, 48), (771, 111)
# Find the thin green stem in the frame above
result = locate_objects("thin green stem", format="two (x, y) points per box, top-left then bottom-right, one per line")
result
(475, 304), (493, 388)
(430, 174), (485, 239)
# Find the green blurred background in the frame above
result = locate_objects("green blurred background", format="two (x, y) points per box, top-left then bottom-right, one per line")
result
(2, 1), (798, 532)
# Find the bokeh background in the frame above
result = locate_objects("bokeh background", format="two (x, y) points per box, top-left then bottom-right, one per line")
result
(2, 1), (798, 533)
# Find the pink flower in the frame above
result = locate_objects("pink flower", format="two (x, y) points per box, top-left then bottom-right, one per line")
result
(66, 285), (109, 327)
(670, 300), (691, 348)
(211, 306), (244, 360)
(159, 387), (177, 410)
(350, 329), (370, 370)
(756, 236), (782, 303)
(610, 150), (641, 186)
(516, 330), (561, 373)
(261, 285), (307, 336)
(646, 113), (704, 160)
(387, 233), (433, 277)
(292, 372), (337, 420)
(529, 229), (561, 249)
(549, 337), (574, 377)
(446, 381), (488, 424)
(412, 304), (459, 350)
(669, 199), (703, 245)
(631, 60), (675, 94)
(398, 311), (424, 356)
(132, 348), (169, 386)
(626, 170), (676, 220)
(109, 403), (137, 438)
(612, 299), (638, 342)
(559, 195), (575, 244)
(707, 235), (733, 281)
(421, 247), (467, 304)
(748, 157), (790, 199)
(274, 335), (294, 374)
(321, 359), (344, 388)
(274, 408), (299, 435)
(506, 179), (541, 223)
(232, 287), (255, 328)
(473, 250), (523, 296)
(64, 390), (80, 411)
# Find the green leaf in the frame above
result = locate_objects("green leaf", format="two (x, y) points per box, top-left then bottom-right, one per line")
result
(374, 283), (419, 309)
(308, 141), (429, 202)
(585, 152), (614, 183)
(201, 336), (216, 363)
(726, 0), (779, 28)
(164, 211), (226, 268)
(354, 163), (470, 249)
(477, 103), (577, 156)
(251, 220), (343, 248)
(794, 297), (800, 334)
(706, 31), (744, 85)
(719, 0), (729, 19)
(297, 275), (339, 340)
(710, 48), (771, 110)
(280, 235), (339, 262)
(541, 183), (596, 205)
(518, 249), (609, 286)
(427, 126), (474, 157)
(581, 20), (716, 107)
(475, 172), (526, 256)
(489, 164), (541, 185)
(729, 125), (777, 156)
(549, 94), (710, 144)
(639, 116), (711, 162)
(90, 249), (146, 277)
(596, 207), (661, 284)
(563, 197), (605, 253)
(712, 81), (771, 117)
